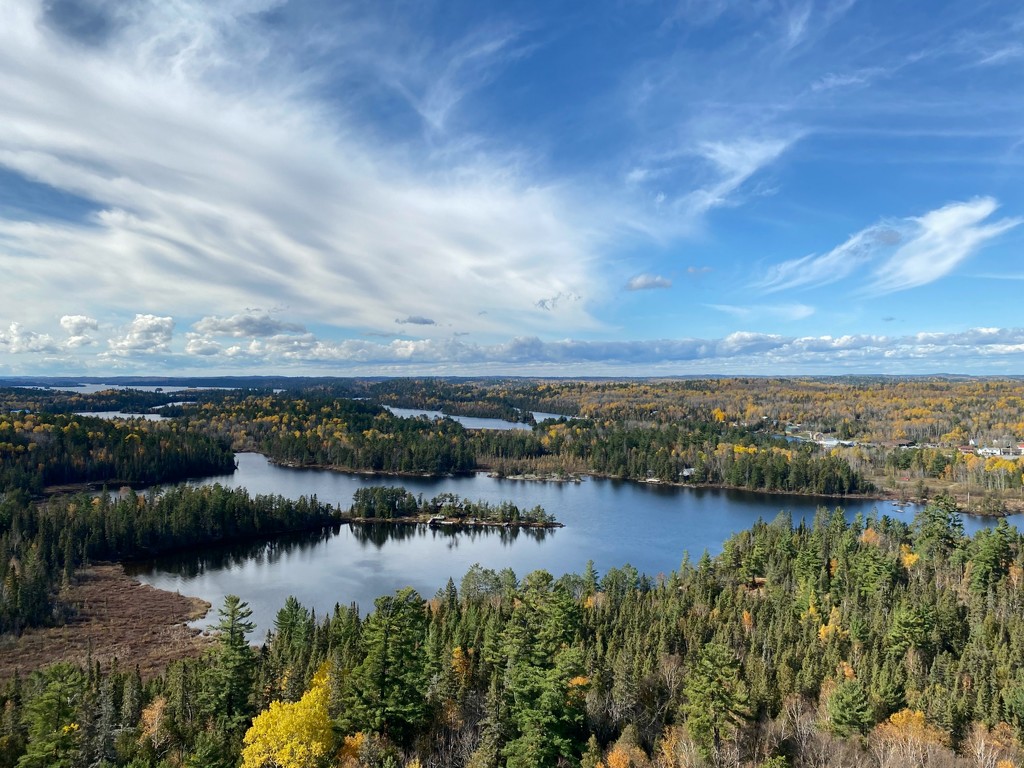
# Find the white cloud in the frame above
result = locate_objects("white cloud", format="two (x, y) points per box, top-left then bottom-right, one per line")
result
(977, 43), (1024, 66)
(162, 322), (1024, 373)
(708, 303), (815, 321)
(406, 26), (534, 133)
(757, 226), (895, 292)
(811, 68), (884, 92)
(682, 137), (794, 215)
(758, 198), (1019, 295)
(0, 322), (58, 353)
(60, 314), (98, 336)
(106, 314), (174, 356)
(0, 1), (604, 341)
(625, 274), (672, 291)
(623, 134), (798, 228)
(59, 313), (99, 347)
(869, 198), (1021, 294)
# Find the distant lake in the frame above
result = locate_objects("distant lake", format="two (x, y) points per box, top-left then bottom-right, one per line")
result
(383, 406), (562, 431)
(123, 453), (1009, 638)
(27, 384), (231, 394)
(75, 411), (167, 421)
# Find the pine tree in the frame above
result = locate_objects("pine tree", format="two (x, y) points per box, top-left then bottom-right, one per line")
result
(206, 595), (256, 733)
(17, 663), (85, 768)
(827, 680), (872, 737)
(347, 587), (427, 744)
(681, 641), (749, 761)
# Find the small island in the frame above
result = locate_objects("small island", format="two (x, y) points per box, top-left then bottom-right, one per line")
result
(342, 485), (562, 529)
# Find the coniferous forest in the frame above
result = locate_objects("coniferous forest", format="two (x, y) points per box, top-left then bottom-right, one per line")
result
(5, 378), (1024, 766)
(5, 498), (1024, 767)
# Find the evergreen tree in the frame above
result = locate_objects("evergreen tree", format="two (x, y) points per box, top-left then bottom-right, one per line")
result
(681, 642), (749, 761)
(17, 663), (85, 768)
(827, 680), (872, 737)
(346, 588), (428, 744)
(206, 595), (256, 734)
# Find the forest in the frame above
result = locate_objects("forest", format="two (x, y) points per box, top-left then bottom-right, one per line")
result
(5, 498), (1024, 766)
(347, 486), (557, 526)
(0, 408), (234, 495)
(6, 377), (1024, 766)
(0, 484), (338, 634)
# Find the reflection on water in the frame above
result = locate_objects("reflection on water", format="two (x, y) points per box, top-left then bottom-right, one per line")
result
(348, 521), (553, 549)
(127, 526), (343, 579)
(383, 405), (535, 430)
(130, 521), (554, 580)
(132, 452), (1020, 637)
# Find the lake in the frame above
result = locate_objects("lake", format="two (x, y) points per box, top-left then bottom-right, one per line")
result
(383, 406), (564, 431)
(75, 411), (167, 421)
(127, 453), (1016, 638)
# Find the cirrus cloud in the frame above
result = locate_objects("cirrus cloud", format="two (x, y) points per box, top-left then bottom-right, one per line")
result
(757, 198), (1020, 295)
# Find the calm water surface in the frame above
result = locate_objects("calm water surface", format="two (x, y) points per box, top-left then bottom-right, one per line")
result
(383, 406), (558, 430)
(128, 453), (1017, 637)
(75, 411), (167, 421)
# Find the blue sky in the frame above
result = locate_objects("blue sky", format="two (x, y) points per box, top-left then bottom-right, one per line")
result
(2, 0), (1024, 375)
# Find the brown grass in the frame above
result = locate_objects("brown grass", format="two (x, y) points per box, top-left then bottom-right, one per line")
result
(0, 564), (214, 681)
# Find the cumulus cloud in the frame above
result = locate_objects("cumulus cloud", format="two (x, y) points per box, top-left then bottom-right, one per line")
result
(183, 335), (222, 356)
(106, 314), (174, 356)
(59, 314), (99, 347)
(60, 314), (98, 335)
(757, 198), (1019, 295)
(625, 274), (672, 291)
(193, 312), (305, 338)
(0, 322), (58, 353)
(395, 316), (436, 326)
(167, 322), (1024, 373)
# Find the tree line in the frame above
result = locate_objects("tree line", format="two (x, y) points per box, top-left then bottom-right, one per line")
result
(0, 411), (234, 494)
(348, 487), (556, 525)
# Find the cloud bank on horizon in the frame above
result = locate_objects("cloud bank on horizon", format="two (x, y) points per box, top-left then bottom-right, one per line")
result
(1, 0), (1023, 376)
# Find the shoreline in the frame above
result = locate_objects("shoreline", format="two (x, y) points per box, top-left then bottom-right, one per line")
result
(258, 454), (1020, 518)
(342, 514), (563, 529)
(47, 453), (1019, 520)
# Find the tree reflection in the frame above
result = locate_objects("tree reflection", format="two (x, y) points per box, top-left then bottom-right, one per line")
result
(348, 521), (554, 549)
(125, 525), (343, 578)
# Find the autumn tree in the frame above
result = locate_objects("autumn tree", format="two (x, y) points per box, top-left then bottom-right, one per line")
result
(241, 664), (334, 768)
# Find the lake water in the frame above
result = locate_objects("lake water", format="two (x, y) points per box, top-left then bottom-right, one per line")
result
(383, 406), (555, 431)
(124, 452), (1022, 638)
(75, 411), (167, 421)
(28, 384), (231, 394)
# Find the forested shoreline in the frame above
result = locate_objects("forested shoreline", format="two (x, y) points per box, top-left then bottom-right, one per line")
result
(4, 499), (1024, 766)
(6, 378), (1024, 765)
(0, 485), (339, 635)
(11, 377), (1024, 509)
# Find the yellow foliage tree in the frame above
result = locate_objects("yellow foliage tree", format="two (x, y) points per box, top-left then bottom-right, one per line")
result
(241, 664), (334, 768)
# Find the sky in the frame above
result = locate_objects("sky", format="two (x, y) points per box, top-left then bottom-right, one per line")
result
(2, 0), (1024, 377)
